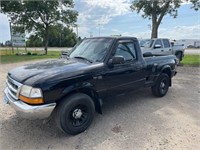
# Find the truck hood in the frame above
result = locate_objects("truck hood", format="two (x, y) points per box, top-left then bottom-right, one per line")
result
(8, 58), (102, 86)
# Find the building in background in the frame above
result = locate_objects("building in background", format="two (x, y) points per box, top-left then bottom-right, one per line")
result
(174, 39), (200, 49)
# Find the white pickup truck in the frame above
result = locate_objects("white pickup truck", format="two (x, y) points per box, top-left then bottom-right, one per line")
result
(140, 38), (185, 63)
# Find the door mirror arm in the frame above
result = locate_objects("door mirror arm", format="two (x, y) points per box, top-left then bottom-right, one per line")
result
(108, 59), (114, 68)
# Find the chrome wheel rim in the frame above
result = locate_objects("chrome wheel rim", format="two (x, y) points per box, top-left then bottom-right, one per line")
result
(70, 105), (88, 127)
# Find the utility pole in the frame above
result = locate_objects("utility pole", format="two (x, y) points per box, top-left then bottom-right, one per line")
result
(98, 23), (101, 36)
(9, 22), (14, 53)
(89, 32), (93, 37)
(148, 23), (151, 30)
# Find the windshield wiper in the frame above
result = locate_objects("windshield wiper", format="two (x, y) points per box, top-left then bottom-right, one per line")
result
(74, 56), (93, 63)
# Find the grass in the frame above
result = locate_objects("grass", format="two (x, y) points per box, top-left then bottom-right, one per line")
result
(0, 48), (32, 55)
(0, 50), (60, 64)
(181, 55), (200, 67)
(1, 49), (199, 67)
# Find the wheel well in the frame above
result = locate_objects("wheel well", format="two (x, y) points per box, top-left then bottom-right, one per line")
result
(175, 51), (182, 56)
(162, 68), (172, 86)
(175, 51), (183, 61)
(77, 88), (102, 114)
(162, 68), (171, 77)
(58, 88), (102, 114)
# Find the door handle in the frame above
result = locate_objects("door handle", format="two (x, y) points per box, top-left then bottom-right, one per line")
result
(93, 75), (102, 79)
(161, 50), (164, 52)
(169, 49), (171, 51)
(135, 66), (141, 71)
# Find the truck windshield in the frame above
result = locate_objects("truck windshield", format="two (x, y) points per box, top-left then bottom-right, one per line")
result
(69, 38), (113, 62)
(140, 39), (154, 48)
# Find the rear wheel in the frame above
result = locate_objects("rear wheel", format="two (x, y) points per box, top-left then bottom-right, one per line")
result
(55, 93), (95, 135)
(176, 52), (182, 65)
(151, 73), (170, 97)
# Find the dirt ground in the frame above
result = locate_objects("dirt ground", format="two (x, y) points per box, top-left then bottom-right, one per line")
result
(0, 60), (200, 150)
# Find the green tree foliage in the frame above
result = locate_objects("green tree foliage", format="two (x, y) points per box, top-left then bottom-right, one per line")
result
(1, 0), (78, 54)
(26, 24), (77, 47)
(48, 24), (78, 47)
(190, 0), (200, 10)
(26, 35), (43, 47)
(130, 0), (199, 38)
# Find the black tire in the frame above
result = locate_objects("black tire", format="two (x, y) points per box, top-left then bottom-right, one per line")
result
(151, 73), (170, 97)
(55, 93), (95, 135)
(176, 52), (182, 65)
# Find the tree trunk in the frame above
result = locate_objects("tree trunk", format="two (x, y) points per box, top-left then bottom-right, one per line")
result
(151, 2), (158, 39)
(150, 1), (170, 39)
(44, 25), (49, 55)
(151, 23), (158, 38)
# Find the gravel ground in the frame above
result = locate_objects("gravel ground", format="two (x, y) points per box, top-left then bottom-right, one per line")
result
(0, 60), (200, 150)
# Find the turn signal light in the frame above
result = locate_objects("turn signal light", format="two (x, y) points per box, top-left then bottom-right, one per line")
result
(19, 95), (44, 104)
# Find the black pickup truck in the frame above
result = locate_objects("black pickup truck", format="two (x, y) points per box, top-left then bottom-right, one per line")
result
(4, 36), (177, 135)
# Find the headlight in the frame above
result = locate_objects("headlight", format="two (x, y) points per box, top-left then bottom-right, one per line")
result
(20, 85), (42, 98)
(19, 85), (44, 104)
(30, 88), (43, 98)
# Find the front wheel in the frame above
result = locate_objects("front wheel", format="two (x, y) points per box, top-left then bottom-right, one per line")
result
(151, 73), (170, 97)
(55, 93), (95, 135)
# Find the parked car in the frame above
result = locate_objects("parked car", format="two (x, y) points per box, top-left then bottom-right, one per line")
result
(4, 36), (177, 135)
(140, 38), (184, 64)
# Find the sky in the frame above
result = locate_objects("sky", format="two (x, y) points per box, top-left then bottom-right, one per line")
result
(0, 0), (200, 43)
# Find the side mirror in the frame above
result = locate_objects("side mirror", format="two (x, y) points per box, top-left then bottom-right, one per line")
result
(143, 52), (153, 57)
(109, 55), (125, 66)
(154, 44), (161, 49)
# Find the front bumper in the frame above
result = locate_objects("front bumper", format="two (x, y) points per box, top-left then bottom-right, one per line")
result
(4, 87), (56, 119)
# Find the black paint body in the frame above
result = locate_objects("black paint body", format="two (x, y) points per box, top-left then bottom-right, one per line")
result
(8, 37), (177, 113)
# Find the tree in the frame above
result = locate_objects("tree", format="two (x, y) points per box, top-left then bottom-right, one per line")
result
(1, 0), (78, 54)
(48, 24), (77, 47)
(26, 35), (43, 47)
(26, 24), (78, 47)
(5, 40), (12, 47)
(130, 0), (199, 38)
(190, 0), (200, 10)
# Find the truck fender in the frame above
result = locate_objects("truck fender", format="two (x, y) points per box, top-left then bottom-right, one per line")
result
(161, 65), (171, 75)
(175, 51), (183, 61)
(60, 82), (102, 114)
(160, 65), (172, 86)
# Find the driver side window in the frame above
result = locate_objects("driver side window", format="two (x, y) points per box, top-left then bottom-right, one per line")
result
(114, 42), (136, 62)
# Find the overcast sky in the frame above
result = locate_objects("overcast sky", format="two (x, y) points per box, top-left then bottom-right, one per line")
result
(0, 0), (200, 43)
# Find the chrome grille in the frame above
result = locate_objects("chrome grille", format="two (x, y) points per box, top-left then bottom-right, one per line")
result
(6, 76), (22, 101)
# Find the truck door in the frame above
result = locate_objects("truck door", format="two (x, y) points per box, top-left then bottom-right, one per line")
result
(104, 40), (146, 95)
(162, 39), (172, 55)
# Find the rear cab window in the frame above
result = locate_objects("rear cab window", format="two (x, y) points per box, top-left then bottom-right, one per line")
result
(163, 39), (170, 48)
